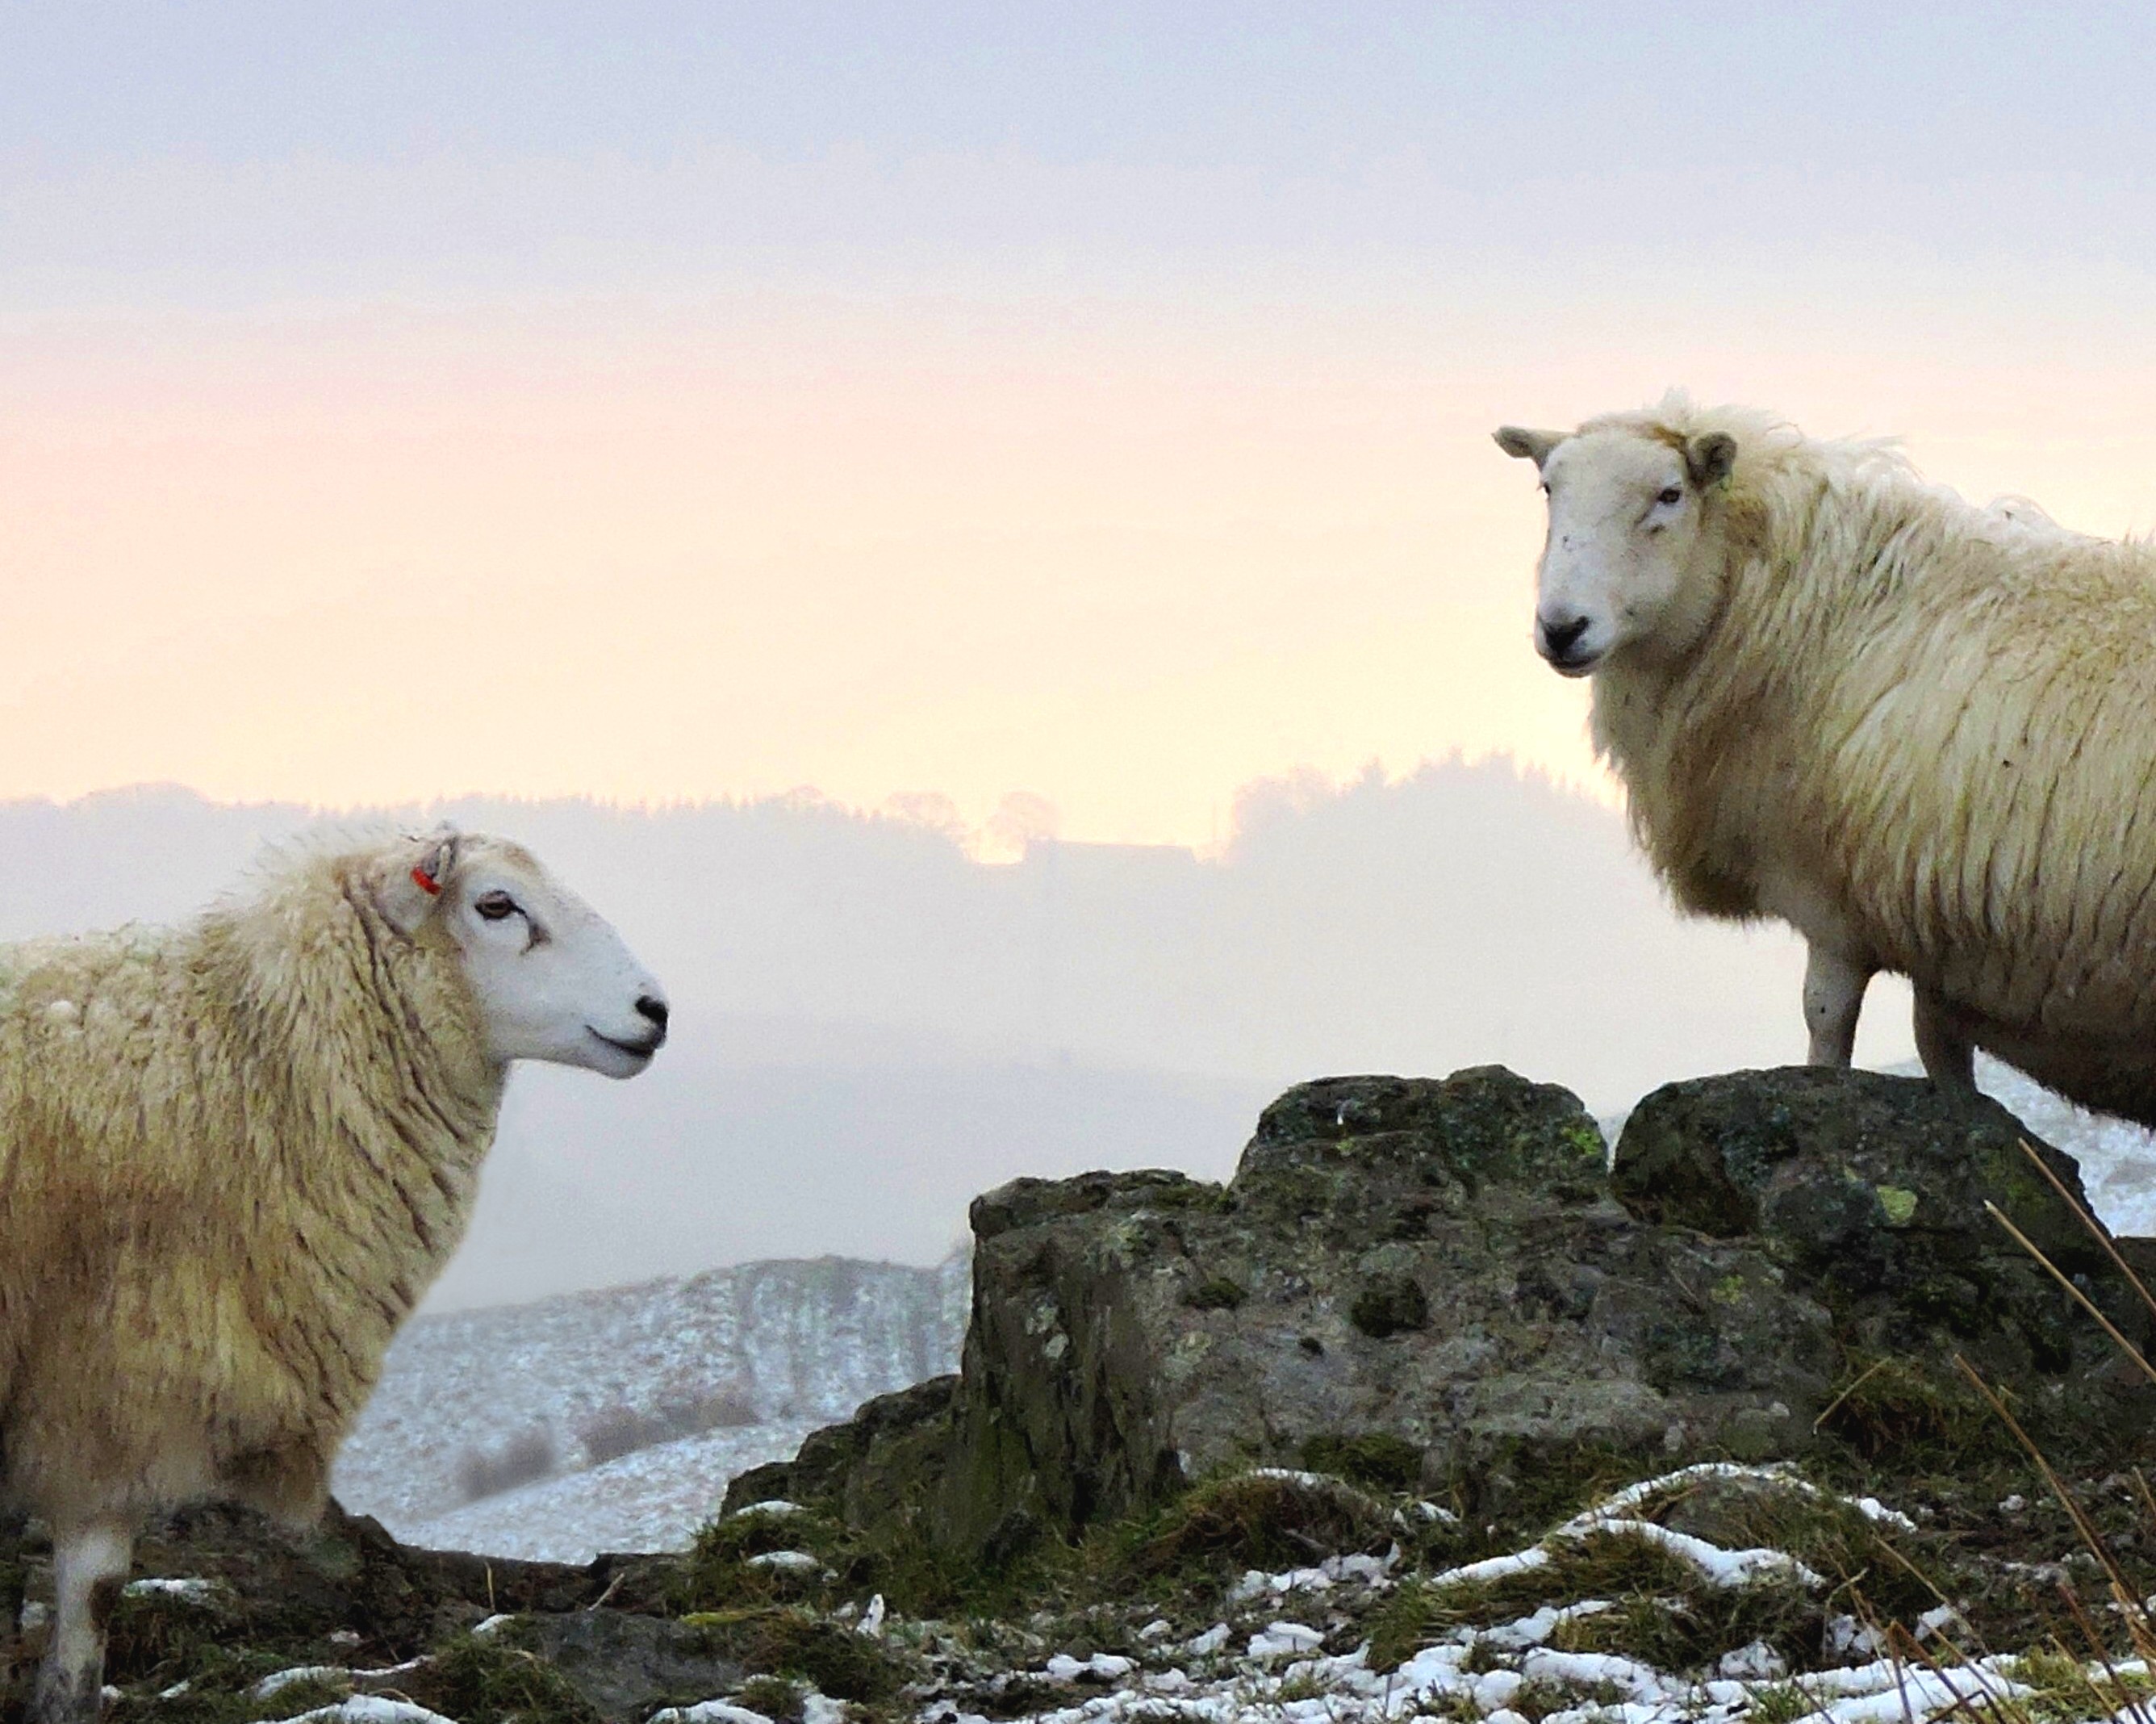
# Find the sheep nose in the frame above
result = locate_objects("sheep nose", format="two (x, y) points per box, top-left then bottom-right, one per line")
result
(1540, 612), (1590, 657)
(636, 994), (670, 1033)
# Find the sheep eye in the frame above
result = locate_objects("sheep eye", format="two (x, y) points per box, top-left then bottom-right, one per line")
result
(1657, 485), (1682, 506)
(474, 891), (518, 922)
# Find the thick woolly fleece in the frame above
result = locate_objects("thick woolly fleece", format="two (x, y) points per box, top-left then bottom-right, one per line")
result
(0, 835), (502, 1533)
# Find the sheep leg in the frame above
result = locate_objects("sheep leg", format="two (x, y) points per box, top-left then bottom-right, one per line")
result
(29, 1520), (130, 1724)
(1914, 986), (1978, 1099)
(1802, 944), (1870, 1066)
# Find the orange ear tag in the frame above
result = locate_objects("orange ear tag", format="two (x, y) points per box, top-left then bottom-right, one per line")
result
(411, 866), (442, 897)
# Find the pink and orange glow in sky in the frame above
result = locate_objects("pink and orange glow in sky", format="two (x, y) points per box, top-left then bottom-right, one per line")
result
(10, 4), (2156, 844)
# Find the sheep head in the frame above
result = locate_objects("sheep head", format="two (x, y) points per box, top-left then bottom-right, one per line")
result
(374, 827), (669, 1078)
(1496, 416), (1737, 677)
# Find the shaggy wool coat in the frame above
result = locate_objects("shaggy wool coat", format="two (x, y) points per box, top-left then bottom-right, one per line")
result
(0, 846), (500, 1527)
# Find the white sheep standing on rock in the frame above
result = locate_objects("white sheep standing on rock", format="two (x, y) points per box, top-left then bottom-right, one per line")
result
(0, 827), (668, 1724)
(1495, 396), (2156, 1125)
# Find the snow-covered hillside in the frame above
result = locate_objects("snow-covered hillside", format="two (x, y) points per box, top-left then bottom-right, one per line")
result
(334, 1252), (968, 1561)
(397, 1421), (826, 1561)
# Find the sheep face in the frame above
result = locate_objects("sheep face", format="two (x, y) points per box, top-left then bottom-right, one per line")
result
(382, 831), (670, 1078)
(1495, 422), (1736, 676)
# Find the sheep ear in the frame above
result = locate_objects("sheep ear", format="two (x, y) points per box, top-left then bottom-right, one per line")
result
(1685, 432), (1737, 487)
(378, 829), (460, 934)
(1494, 425), (1567, 467)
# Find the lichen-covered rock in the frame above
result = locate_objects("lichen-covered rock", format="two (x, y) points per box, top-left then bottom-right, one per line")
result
(1612, 1068), (2154, 1380)
(750, 1069), (1866, 1555)
(948, 1069), (1849, 1550)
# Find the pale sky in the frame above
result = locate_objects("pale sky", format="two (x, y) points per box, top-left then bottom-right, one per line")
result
(9, 5), (2156, 843)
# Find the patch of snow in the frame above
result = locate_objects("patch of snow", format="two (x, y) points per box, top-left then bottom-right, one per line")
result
(744, 1550), (822, 1573)
(1519, 1645), (1674, 1705)
(1226, 1568), (1268, 1603)
(123, 1577), (224, 1605)
(1568, 1459), (1918, 1534)
(1585, 1460), (1774, 1517)
(646, 1705), (773, 1724)
(1246, 1469), (1335, 1489)
(1916, 1603), (1968, 1641)
(1848, 1494), (1921, 1533)
(1427, 1546), (1554, 1590)
(271, 1701), (458, 1724)
(1799, 1660), (2030, 1724)
(1242, 1562), (1388, 1605)
(1247, 1622), (1323, 1660)
(1479, 1601), (1615, 1651)
(1826, 1613), (1886, 1658)
(1717, 1640), (1787, 1680)
(1044, 1653), (1135, 1682)
(1336, 1551), (1394, 1581)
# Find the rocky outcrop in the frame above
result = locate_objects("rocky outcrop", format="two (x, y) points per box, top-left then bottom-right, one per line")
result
(733, 1065), (2156, 1559)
